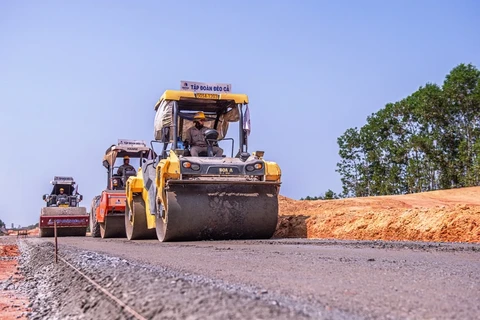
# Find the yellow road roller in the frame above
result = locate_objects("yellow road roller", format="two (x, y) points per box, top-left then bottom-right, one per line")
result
(125, 82), (282, 241)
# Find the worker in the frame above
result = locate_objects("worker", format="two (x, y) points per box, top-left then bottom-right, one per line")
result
(185, 111), (223, 157)
(56, 188), (69, 204)
(117, 156), (135, 176)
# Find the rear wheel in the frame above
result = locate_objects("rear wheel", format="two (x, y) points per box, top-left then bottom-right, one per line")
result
(100, 215), (126, 238)
(57, 227), (87, 237)
(39, 228), (54, 237)
(90, 196), (101, 237)
(155, 201), (167, 242)
(125, 196), (156, 240)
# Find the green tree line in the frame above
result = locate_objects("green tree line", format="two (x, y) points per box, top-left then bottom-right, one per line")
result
(300, 189), (340, 200)
(335, 63), (480, 197)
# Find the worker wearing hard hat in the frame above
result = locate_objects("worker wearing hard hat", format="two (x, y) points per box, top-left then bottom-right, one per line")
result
(56, 187), (69, 204)
(185, 111), (223, 157)
(117, 156), (135, 176)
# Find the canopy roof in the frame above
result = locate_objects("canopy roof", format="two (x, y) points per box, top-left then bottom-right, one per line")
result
(47, 177), (77, 195)
(102, 140), (154, 167)
(50, 176), (75, 185)
(153, 90), (248, 142)
(154, 90), (249, 111)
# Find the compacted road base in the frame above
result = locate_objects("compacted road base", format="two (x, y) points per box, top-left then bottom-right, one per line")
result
(17, 237), (480, 319)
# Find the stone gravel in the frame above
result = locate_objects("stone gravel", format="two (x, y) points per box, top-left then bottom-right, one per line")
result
(17, 239), (320, 320)
(15, 237), (480, 319)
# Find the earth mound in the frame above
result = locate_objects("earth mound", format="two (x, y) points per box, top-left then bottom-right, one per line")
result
(275, 186), (480, 243)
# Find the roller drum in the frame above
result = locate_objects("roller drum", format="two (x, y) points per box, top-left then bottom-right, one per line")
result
(157, 182), (279, 242)
(100, 215), (126, 238)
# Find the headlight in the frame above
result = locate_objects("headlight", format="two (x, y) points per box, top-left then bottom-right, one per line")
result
(246, 163), (263, 172)
(183, 162), (200, 171)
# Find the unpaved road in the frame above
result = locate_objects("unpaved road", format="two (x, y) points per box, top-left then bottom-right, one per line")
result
(19, 236), (480, 319)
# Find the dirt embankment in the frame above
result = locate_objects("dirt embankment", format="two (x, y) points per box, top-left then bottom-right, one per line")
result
(0, 239), (30, 320)
(275, 186), (480, 243)
(7, 228), (39, 237)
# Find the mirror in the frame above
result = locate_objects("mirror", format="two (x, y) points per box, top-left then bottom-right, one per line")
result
(161, 127), (170, 143)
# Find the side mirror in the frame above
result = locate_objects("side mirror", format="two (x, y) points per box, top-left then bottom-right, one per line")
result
(161, 127), (170, 143)
(79, 195), (83, 201)
(102, 160), (110, 169)
(42, 194), (47, 201)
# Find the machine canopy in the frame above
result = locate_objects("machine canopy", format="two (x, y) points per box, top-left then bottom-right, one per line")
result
(102, 139), (154, 167)
(154, 97), (241, 142)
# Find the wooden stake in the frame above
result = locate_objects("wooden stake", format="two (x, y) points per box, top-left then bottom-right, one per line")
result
(54, 220), (58, 264)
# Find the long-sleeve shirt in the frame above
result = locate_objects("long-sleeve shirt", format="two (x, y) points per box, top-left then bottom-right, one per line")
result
(117, 164), (135, 176)
(185, 126), (208, 147)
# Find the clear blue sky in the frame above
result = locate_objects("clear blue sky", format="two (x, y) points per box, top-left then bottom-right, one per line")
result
(1, 0), (479, 227)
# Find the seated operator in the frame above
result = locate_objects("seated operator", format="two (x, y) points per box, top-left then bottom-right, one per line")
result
(57, 188), (68, 203)
(57, 188), (67, 198)
(185, 112), (223, 157)
(117, 156), (136, 176)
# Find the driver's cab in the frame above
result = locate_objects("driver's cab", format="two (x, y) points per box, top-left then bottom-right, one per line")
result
(177, 111), (223, 158)
(42, 176), (83, 207)
(111, 156), (137, 190)
(55, 186), (71, 206)
(153, 87), (250, 160)
(102, 140), (155, 190)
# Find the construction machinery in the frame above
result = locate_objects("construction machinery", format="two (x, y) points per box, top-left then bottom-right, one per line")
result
(90, 140), (155, 238)
(125, 81), (282, 242)
(39, 176), (89, 237)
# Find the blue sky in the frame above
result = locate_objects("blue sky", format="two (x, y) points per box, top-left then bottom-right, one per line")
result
(1, 0), (479, 227)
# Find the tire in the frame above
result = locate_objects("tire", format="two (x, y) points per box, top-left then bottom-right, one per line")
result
(90, 196), (101, 238)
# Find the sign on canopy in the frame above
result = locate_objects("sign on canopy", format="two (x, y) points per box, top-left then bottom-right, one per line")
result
(52, 176), (75, 184)
(117, 139), (147, 147)
(181, 81), (232, 94)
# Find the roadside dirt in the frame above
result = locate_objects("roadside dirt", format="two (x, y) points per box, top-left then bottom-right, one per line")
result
(7, 228), (39, 236)
(275, 186), (480, 243)
(0, 238), (30, 320)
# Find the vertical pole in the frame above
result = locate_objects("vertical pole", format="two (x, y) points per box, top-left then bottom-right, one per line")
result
(172, 101), (178, 149)
(54, 220), (58, 264)
(238, 104), (244, 153)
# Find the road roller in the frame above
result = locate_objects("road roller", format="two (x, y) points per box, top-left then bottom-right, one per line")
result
(39, 176), (89, 237)
(90, 139), (155, 238)
(125, 81), (282, 242)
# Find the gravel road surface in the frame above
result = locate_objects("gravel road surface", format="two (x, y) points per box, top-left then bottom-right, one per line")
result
(17, 237), (480, 319)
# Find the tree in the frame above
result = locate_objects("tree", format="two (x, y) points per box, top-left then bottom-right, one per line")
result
(301, 189), (340, 200)
(337, 63), (480, 197)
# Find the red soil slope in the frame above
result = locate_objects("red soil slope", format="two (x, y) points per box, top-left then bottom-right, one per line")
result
(275, 186), (480, 243)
